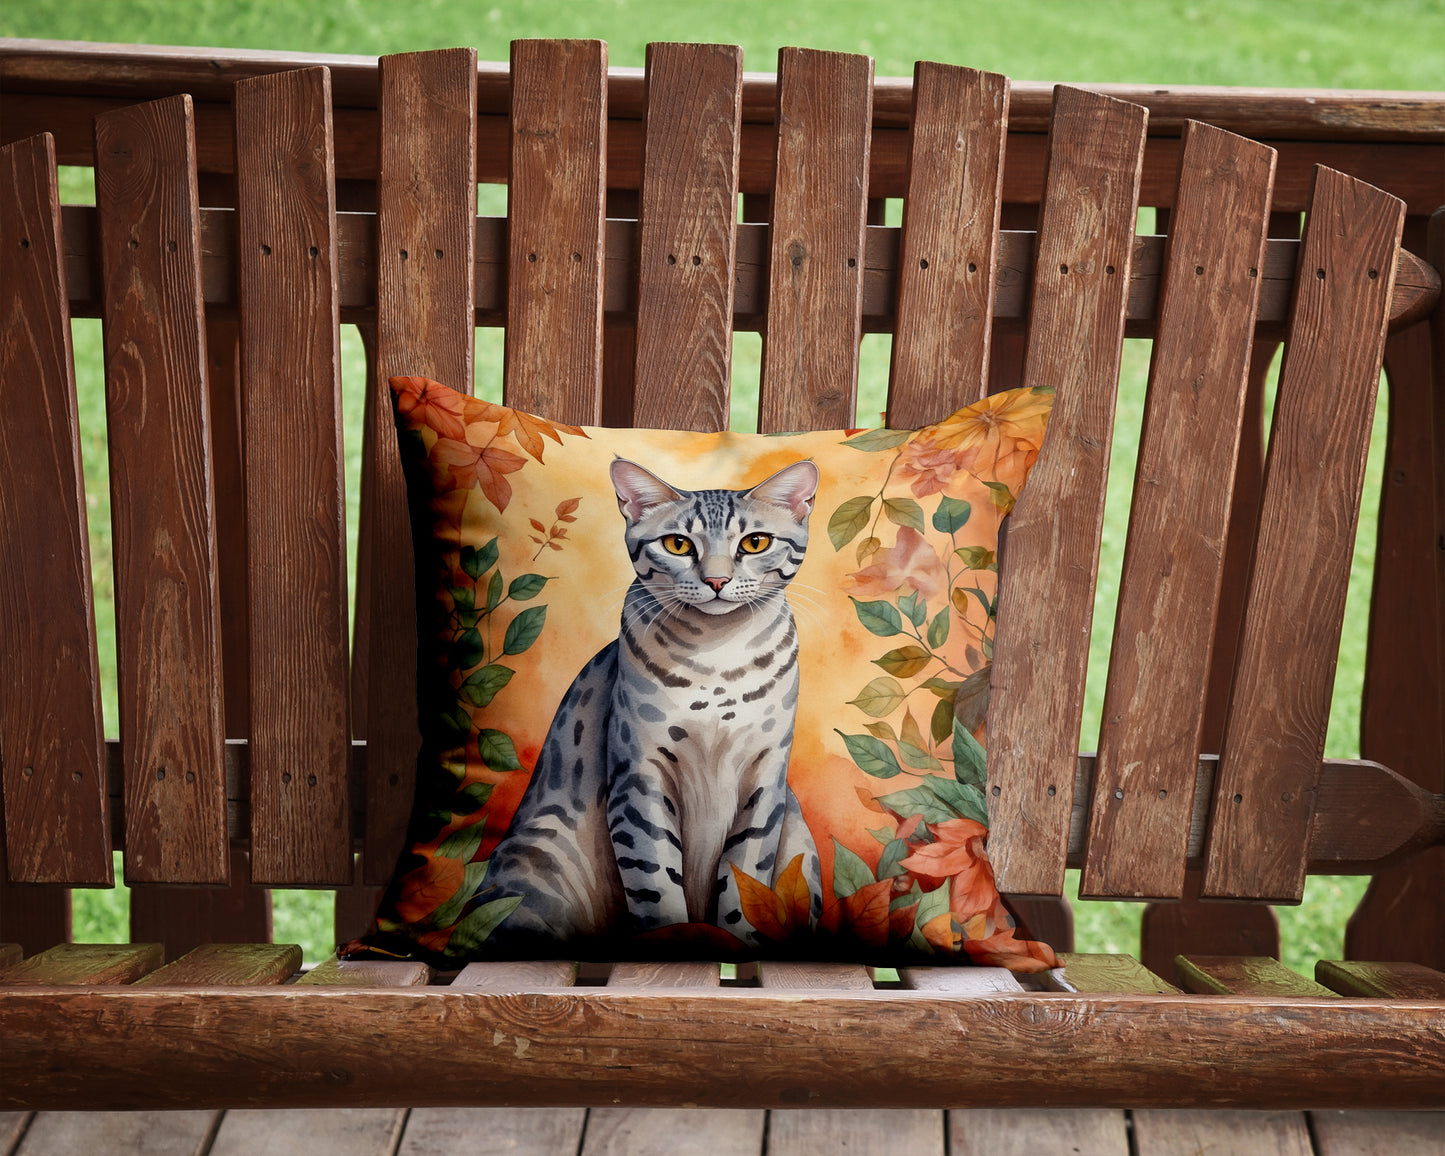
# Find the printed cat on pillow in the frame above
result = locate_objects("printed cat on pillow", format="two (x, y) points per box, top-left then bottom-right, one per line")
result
(346, 374), (1062, 972)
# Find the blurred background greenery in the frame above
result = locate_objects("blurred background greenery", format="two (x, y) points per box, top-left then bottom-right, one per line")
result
(7, 0), (1441, 969)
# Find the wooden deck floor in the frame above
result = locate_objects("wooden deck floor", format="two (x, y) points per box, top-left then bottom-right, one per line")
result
(3, 1109), (1444, 1155)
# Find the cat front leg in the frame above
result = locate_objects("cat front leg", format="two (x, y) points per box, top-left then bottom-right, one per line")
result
(606, 759), (690, 931)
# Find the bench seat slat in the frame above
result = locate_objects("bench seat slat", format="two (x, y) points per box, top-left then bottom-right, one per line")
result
(757, 961), (872, 990)
(1083, 122), (1276, 901)
(1316, 959), (1445, 999)
(985, 87), (1148, 896)
(233, 67), (353, 886)
(298, 953), (432, 987)
(0, 942), (162, 984)
(131, 942), (302, 986)
(93, 94), (230, 886)
(1055, 952), (1181, 994)
(1175, 954), (1337, 997)
(0, 133), (111, 885)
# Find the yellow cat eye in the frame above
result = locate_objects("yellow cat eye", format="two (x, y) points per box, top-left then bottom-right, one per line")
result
(738, 533), (773, 555)
(660, 535), (695, 556)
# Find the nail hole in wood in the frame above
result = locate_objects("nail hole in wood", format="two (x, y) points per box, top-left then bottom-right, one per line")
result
(308, 245), (319, 258)
(991, 785), (1001, 796)
(668, 254), (677, 265)
(71, 771), (82, 783)
(128, 239), (139, 250)
(1368, 268), (1379, 279)
(435, 249), (444, 260)
(1047, 785), (1057, 797)
(572, 252), (582, 262)
(1059, 263), (1069, 274)
(186, 771), (195, 784)
(282, 772), (292, 784)
(1233, 792), (1243, 803)
(692, 255), (701, 266)
(528, 253), (537, 263)
(1105, 264), (1115, 275)
(919, 258), (929, 269)
(307, 774), (318, 787)
(166, 240), (177, 253)
(156, 767), (166, 781)
(1248, 267), (1258, 277)
(1315, 268), (1326, 280)
(847, 257), (857, 268)
(19, 238), (30, 249)
(967, 261), (977, 273)
(1194, 265), (1204, 275)
(1158, 789), (1168, 799)
(260, 243), (271, 256)
(1113, 788), (1124, 800)
(400, 249), (409, 260)
(22, 766), (33, 778)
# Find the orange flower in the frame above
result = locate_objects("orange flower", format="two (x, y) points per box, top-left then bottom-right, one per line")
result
(430, 437), (528, 511)
(898, 388), (1052, 497)
(391, 375), (467, 440)
(842, 527), (948, 600)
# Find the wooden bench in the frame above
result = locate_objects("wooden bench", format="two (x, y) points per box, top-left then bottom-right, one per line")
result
(1, 36), (1443, 1128)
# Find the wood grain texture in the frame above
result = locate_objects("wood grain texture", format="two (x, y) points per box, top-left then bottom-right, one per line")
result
(0, 942), (161, 984)
(985, 87), (1148, 896)
(4, 987), (1445, 1109)
(208, 1109), (404, 1156)
(1059, 953), (1181, 994)
(361, 49), (478, 884)
(631, 42), (741, 433)
(899, 967), (1024, 993)
(888, 64), (1009, 426)
(298, 954), (432, 987)
(1310, 1110), (1445, 1156)
(128, 847), (271, 961)
(1316, 959), (1445, 998)
(950, 1109), (1128, 1156)
(0, 944), (19, 967)
(1204, 167), (1406, 902)
(1140, 869), (1280, 980)
(1175, 955), (1336, 997)
(93, 95), (228, 885)
(757, 48), (873, 434)
(608, 961), (719, 988)
(1084, 123), (1275, 900)
(233, 67), (352, 885)
(0, 873), (69, 956)
(14, 1111), (219, 1156)
(757, 962), (872, 990)
(583, 1109), (764, 1156)
(400, 1108), (587, 1156)
(769, 1110), (943, 1156)
(505, 39), (607, 425)
(452, 960), (578, 988)
(1131, 1110), (1313, 1156)
(0, 132), (110, 884)
(132, 942), (301, 986)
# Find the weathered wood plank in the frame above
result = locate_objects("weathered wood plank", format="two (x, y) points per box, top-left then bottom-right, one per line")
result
(1058, 953), (1181, 994)
(14, 1110), (219, 1156)
(452, 960), (578, 988)
(1316, 960), (1445, 999)
(93, 94), (229, 885)
(768, 1109), (943, 1156)
(132, 942), (301, 986)
(208, 1109), (404, 1156)
(583, 1109), (764, 1156)
(631, 42), (741, 433)
(757, 962), (872, 990)
(950, 1109), (1128, 1156)
(1084, 122), (1275, 901)
(608, 961), (719, 988)
(504, 38), (606, 425)
(1175, 955), (1336, 997)
(0, 132), (110, 885)
(233, 67), (352, 885)
(361, 48), (477, 885)
(128, 847), (272, 962)
(0, 942), (162, 985)
(0, 876), (69, 958)
(0, 944), (19, 967)
(1204, 167), (1406, 902)
(1140, 870), (1280, 981)
(986, 87), (1148, 896)
(1131, 1110), (1313, 1156)
(298, 954), (432, 987)
(1309, 1110), (1445, 1156)
(889, 63), (1009, 425)
(899, 967), (1024, 993)
(400, 1108), (587, 1156)
(758, 48), (873, 433)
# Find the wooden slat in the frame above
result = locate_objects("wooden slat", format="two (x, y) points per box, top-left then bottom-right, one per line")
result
(1084, 123), (1276, 900)
(0, 944), (19, 967)
(1139, 869), (1279, 981)
(630, 42), (741, 433)
(950, 1109), (1128, 1156)
(452, 960), (578, 988)
(899, 967), (1024, 993)
(1057, 952), (1180, 994)
(583, 1109), (764, 1156)
(768, 1109), (944, 1156)
(360, 48), (477, 885)
(400, 1108), (587, 1156)
(14, 1111), (219, 1156)
(607, 961), (719, 988)
(888, 64), (1009, 425)
(233, 67), (352, 885)
(1175, 954), (1336, 997)
(208, 1110), (404, 1156)
(757, 962), (872, 990)
(1131, 1111), (1312, 1156)
(0, 132), (110, 884)
(93, 94), (228, 885)
(1310, 1110), (1445, 1156)
(128, 847), (272, 962)
(1316, 959), (1445, 998)
(0, 874), (69, 956)
(0, 942), (162, 984)
(984, 87), (1148, 896)
(504, 39), (606, 425)
(132, 942), (301, 986)
(298, 954), (432, 987)
(757, 48), (873, 433)
(1204, 167), (1406, 902)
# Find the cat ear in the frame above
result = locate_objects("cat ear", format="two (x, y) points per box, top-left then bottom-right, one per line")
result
(611, 458), (685, 522)
(746, 460), (819, 522)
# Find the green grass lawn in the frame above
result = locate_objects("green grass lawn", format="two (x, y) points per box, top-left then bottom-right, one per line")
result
(15, 0), (1438, 968)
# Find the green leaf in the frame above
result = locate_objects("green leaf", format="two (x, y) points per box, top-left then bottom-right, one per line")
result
(460, 538), (499, 580)
(922, 677), (962, 699)
(847, 677), (907, 718)
(867, 825), (896, 844)
(486, 569), (504, 611)
(834, 730), (904, 779)
(927, 775), (990, 826)
(447, 892), (526, 952)
(456, 781), (494, 812)
(955, 545), (997, 571)
(503, 605), (547, 655)
(842, 427), (911, 452)
(434, 705), (473, 749)
(436, 823), (487, 861)
(898, 590), (927, 627)
(451, 627), (485, 671)
(449, 585), (475, 612)
(927, 607), (950, 649)
(952, 717), (988, 789)
(955, 585), (993, 618)
(477, 728), (523, 772)
(930, 697), (954, 744)
(898, 740), (943, 773)
(909, 882), (954, 954)
(461, 663), (514, 708)
(855, 535), (881, 565)
(932, 495), (972, 533)
(831, 838), (877, 898)
(851, 597), (902, 637)
(876, 785), (956, 825)
(429, 859), (491, 930)
(982, 479), (1016, 514)
(828, 495), (875, 550)
(508, 573), (552, 601)
(954, 664), (992, 735)
(877, 839), (911, 879)
(882, 496), (926, 535)
(873, 645), (932, 679)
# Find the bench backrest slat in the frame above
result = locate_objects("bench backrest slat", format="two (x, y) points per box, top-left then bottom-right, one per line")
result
(985, 87), (1149, 897)
(503, 39), (607, 425)
(93, 94), (229, 884)
(0, 132), (111, 885)
(631, 41), (743, 433)
(887, 62), (1008, 427)
(234, 66), (352, 885)
(758, 48), (874, 434)
(361, 48), (478, 883)
(1203, 165), (1406, 903)
(1081, 122), (1277, 901)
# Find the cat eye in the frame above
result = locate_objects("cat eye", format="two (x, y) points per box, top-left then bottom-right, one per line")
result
(660, 535), (695, 556)
(738, 533), (773, 555)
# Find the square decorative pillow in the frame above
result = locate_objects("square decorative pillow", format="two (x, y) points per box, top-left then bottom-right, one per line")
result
(344, 375), (1060, 972)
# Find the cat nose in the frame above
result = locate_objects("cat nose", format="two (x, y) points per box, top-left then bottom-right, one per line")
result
(703, 575), (730, 592)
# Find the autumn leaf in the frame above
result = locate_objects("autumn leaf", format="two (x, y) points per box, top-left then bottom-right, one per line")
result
(774, 854), (813, 930)
(556, 497), (581, 517)
(731, 863), (789, 940)
(391, 375), (467, 440)
(819, 878), (893, 948)
(922, 911), (962, 953)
